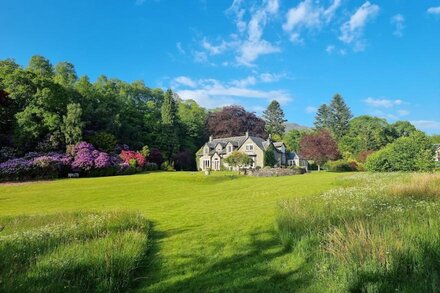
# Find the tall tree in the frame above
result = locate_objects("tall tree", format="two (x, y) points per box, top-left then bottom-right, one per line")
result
(206, 105), (266, 138)
(299, 130), (340, 171)
(284, 129), (306, 152)
(262, 100), (286, 138)
(314, 104), (331, 130)
(54, 62), (77, 88)
(390, 120), (417, 139)
(328, 94), (352, 139)
(62, 103), (84, 145)
(161, 89), (179, 161)
(27, 55), (53, 78)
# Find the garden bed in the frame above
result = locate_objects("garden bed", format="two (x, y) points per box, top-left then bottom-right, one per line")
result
(248, 167), (307, 177)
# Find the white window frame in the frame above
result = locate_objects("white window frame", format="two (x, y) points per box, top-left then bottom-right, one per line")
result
(227, 145), (233, 153)
(204, 146), (209, 154)
(245, 144), (254, 151)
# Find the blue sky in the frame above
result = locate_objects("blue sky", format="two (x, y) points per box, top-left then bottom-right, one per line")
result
(1, 0), (439, 133)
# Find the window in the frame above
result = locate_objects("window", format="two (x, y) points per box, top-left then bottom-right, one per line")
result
(204, 146), (209, 154)
(228, 145), (233, 153)
(245, 144), (254, 151)
(203, 159), (210, 169)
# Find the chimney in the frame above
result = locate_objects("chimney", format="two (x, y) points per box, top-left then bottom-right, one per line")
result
(209, 135), (213, 142)
(245, 130), (249, 138)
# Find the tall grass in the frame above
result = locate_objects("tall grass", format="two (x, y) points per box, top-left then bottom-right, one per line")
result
(0, 211), (150, 292)
(276, 173), (440, 291)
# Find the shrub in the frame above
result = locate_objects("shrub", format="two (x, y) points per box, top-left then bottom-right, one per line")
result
(160, 161), (175, 171)
(366, 132), (435, 172)
(145, 162), (158, 171)
(120, 150), (145, 168)
(325, 159), (362, 172)
(0, 147), (16, 163)
(148, 148), (163, 166)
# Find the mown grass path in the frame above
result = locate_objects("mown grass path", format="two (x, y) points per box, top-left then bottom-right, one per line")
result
(0, 172), (343, 291)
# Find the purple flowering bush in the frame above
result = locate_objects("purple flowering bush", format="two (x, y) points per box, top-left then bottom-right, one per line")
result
(0, 152), (72, 181)
(0, 141), (142, 181)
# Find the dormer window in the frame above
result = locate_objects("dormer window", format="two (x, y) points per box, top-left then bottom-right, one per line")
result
(245, 144), (254, 151)
(204, 146), (209, 154)
(227, 145), (233, 153)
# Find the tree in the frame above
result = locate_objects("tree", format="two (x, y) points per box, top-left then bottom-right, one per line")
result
(328, 94), (352, 139)
(390, 120), (417, 139)
(264, 145), (277, 167)
(339, 115), (391, 157)
(263, 100), (286, 137)
(178, 99), (207, 152)
(299, 131), (340, 171)
(27, 55), (53, 78)
(54, 62), (77, 87)
(62, 103), (84, 145)
(224, 151), (253, 174)
(284, 129), (306, 152)
(206, 105), (266, 138)
(314, 104), (331, 130)
(161, 89), (179, 161)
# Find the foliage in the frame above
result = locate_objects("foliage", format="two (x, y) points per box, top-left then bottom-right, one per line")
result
(173, 150), (196, 171)
(223, 151), (253, 174)
(0, 211), (150, 292)
(263, 145), (277, 167)
(140, 145), (150, 158)
(61, 103), (84, 145)
(119, 150), (145, 168)
(148, 148), (164, 166)
(276, 173), (440, 292)
(328, 94), (352, 139)
(87, 131), (118, 153)
(299, 130), (340, 170)
(206, 105), (266, 138)
(262, 100), (286, 137)
(284, 129), (306, 152)
(366, 131), (435, 172)
(325, 159), (363, 172)
(314, 94), (352, 139)
(0, 152), (72, 181)
(160, 161), (175, 171)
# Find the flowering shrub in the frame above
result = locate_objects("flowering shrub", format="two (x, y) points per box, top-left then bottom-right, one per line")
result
(119, 150), (145, 168)
(0, 152), (72, 181)
(71, 141), (119, 174)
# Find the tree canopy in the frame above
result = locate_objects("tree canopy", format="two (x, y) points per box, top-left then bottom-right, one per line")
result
(262, 100), (286, 138)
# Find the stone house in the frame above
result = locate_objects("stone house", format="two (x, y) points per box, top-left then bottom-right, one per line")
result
(196, 131), (308, 171)
(435, 144), (440, 162)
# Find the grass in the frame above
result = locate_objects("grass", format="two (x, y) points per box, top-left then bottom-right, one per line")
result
(277, 172), (440, 292)
(0, 171), (342, 291)
(0, 211), (150, 292)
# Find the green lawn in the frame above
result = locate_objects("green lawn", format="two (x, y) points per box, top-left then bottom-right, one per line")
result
(0, 172), (343, 291)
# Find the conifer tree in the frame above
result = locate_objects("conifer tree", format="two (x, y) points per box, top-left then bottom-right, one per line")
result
(262, 100), (287, 138)
(314, 104), (331, 130)
(161, 89), (179, 161)
(328, 94), (352, 139)
(62, 103), (84, 145)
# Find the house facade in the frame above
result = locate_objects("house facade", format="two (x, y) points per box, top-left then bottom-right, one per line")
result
(197, 131), (308, 171)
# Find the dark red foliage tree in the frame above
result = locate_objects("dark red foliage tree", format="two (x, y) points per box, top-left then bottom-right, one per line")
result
(173, 150), (196, 171)
(206, 105), (267, 138)
(299, 130), (340, 171)
(148, 148), (164, 166)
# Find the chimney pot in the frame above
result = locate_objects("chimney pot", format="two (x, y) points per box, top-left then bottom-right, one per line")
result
(209, 135), (213, 142)
(245, 130), (249, 138)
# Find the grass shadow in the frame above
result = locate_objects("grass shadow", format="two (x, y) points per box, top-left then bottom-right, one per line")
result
(139, 229), (311, 292)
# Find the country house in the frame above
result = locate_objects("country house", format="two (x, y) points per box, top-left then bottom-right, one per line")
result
(197, 131), (308, 171)
(435, 144), (440, 162)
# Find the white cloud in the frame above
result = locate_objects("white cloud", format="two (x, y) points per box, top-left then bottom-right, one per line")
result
(283, 0), (342, 43)
(199, 0), (281, 66)
(305, 106), (317, 113)
(230, 76), (257, 87)
(175, 77), (292, 109)
(174, 76), (197, 88)
(391, 14), (405, 37)
(364, 97), (403, 108)
(176, 42), (185, 54)
(326, 45), (335, 54)
(411, 120), (440, 131)
(259, 72), (284, 83)
(427, 6), (440, 15)
(339, 2), (379, 50)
